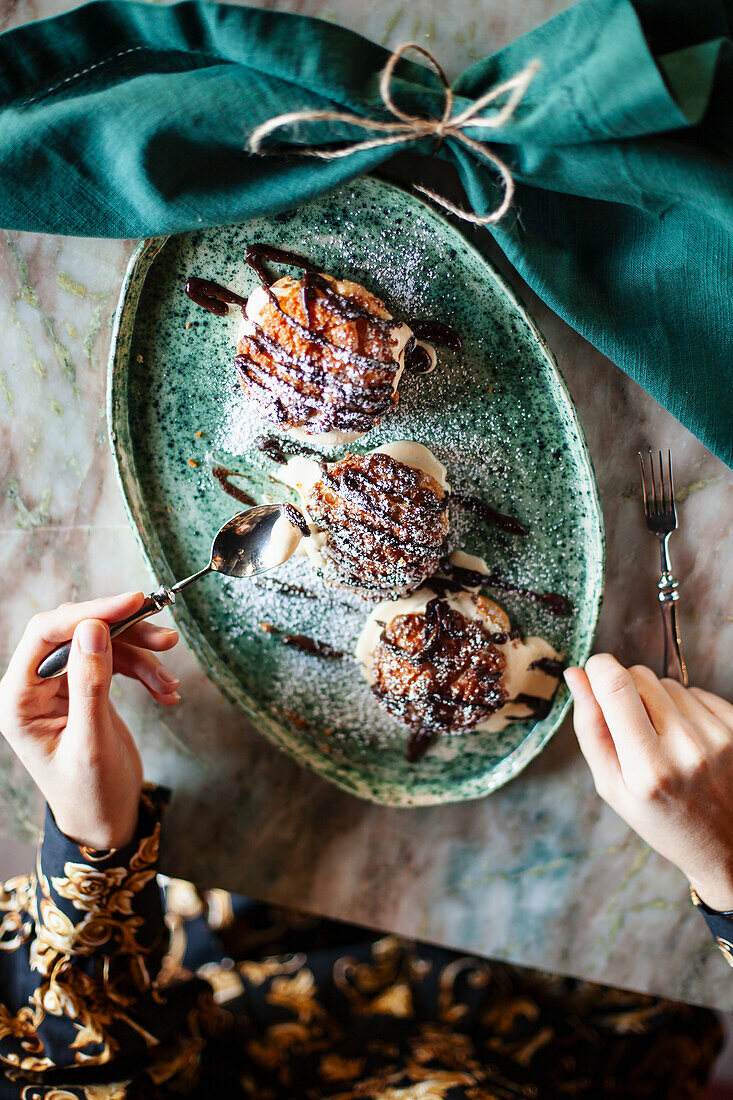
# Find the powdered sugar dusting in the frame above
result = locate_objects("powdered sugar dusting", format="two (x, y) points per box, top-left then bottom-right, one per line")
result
(195, 202), (582, 762)
(127, 177), (601, 790)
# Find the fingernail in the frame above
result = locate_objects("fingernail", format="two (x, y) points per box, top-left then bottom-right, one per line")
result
(156, 666), (179, 686)
(563, 667), (579, 693)
(78, 620), (108, 654)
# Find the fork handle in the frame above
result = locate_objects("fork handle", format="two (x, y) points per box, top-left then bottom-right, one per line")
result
(658, 572), (688, 686)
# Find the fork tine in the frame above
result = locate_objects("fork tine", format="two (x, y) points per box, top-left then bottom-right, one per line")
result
(638, 451), (649, 513)
(658, 450), (666, 514)
(647, 449), (658, 515)
(668, 450), (676, 516)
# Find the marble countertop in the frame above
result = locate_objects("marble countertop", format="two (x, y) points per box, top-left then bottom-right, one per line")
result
(1, 0), (732, 1011)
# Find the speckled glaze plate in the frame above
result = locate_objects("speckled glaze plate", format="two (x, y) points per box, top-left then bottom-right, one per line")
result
(108, 176), (604, 806)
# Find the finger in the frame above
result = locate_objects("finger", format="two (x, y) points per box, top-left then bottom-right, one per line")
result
(627, 665), (684, 735)
(584, 654), (659, 768)
(660, 679), (732, 750)
(112, 622), (179, 652)
(111, 641), (180, 703)
(689, 686), (733, 730)
(564, 667), (623, 799)
(65, 619), (114, 750)
(10, 592), (144, 682)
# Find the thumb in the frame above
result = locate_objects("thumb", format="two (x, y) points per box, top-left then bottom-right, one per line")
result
(66, 619), (113, 743)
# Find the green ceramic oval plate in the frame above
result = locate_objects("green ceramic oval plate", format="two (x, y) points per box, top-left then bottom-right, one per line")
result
(108, 176), (604, 807)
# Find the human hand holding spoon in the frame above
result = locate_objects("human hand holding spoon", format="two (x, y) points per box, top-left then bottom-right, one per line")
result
(37, 504), (309, 679)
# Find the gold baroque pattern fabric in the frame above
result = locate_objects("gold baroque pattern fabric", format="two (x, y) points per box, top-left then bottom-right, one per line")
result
(0, 787), (724, 1098)
(690, 887), (733, 968)
(0, 787), (219, 1093)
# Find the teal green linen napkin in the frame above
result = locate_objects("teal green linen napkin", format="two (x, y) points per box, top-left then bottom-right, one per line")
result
(0, 0), (730, 465)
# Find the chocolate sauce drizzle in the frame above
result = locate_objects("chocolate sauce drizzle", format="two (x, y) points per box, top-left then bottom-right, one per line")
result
(244, 243), (316, 285)
(411, 320), (462, 350)
(402, 320), (462, 376)
(235, 335), (396, 437)
(436, 559), (572, 619)
(452, 493), (528, 537)
(431, 560), (491, 593)
(403, 341), (433, 375)
(282, 503), (311, 538)
(185, 278), (247, 316)
(254, 576), (357, 613)
(374, 586), (566, 760)
(406, 729), (439, 764)
(259, 621), (344, 660)
(188, 248), (564, 763)
(255, 434), (323, 466)
(372, 595), (507, 762)
(257, 578), (318, 601)
(323, 461), (445, 524)
(210, 466), (309, 538)
(185, 242), (464, 435)
(241, 243), (402, 374)
(512, 693), (553, 720)
(309, 452), (448, 597)
(528, 656), (566, 677)
(486, 568), (573, 618)
(211, 465), (258, 507)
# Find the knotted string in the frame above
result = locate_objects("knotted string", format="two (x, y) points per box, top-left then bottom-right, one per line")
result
(248, 43), (540, 225)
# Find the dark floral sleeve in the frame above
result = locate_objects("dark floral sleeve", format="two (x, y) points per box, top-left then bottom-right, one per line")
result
(0, 786), (724, 1100)
(0, 784), (219, 1098)
(691, 887), (733, 967)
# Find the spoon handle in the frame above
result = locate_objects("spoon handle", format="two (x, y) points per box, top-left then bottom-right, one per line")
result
(37, 586), (176, 680)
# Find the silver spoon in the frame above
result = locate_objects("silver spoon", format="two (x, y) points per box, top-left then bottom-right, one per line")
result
(37, 504), (307, 679)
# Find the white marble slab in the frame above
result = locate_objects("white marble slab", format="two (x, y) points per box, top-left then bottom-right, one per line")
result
(0, 0), (732, 1011)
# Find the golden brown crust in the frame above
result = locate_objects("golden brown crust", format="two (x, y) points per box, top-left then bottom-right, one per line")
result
(235, 276), (403, 436)
(307, 451), (449, 599)
(371, 598), (508, 744)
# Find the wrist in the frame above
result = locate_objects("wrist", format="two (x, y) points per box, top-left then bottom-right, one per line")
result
(688, 871), (733, 914)
(52, 793), (141, 852)
(54, 813), (140, 852)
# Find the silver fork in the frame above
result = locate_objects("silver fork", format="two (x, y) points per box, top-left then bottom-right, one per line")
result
(638, 450), (688, 686)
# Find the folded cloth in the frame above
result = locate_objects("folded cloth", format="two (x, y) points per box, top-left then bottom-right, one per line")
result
(0, 0), (730, 465)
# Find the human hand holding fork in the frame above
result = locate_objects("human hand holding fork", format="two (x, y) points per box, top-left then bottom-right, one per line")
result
(564, 451), (733, 916)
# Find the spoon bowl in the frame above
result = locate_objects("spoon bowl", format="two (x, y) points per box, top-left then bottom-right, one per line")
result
(209, 504), (306, 579)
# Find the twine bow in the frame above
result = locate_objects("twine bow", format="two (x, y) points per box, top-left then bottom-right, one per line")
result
(249, 43), (540, 226)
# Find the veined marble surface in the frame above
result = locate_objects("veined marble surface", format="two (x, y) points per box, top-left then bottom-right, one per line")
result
(1, 0), (732, 1011)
